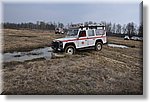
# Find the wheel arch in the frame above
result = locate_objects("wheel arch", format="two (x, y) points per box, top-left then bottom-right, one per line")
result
(64, 42), (76, 49)
(95, 39), (103, 44)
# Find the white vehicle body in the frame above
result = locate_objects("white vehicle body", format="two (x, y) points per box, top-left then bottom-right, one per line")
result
(51, 24), (107, 54)
(131, 36), (143, 41)
(55, 28), (64, 34)
(124, 35), (130, 40)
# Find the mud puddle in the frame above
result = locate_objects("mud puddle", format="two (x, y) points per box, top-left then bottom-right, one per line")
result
(3, 43), (129, 62)
(3, 47), (53, 62)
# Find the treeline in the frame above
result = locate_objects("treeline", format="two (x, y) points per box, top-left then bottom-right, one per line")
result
(3, 21), (143, 37)
(83, 21), (143, 37)
(3, 21), (64, 30)
(105, 22), (143, 37)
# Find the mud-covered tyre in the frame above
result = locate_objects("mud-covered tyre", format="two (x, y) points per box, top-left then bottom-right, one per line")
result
(52, 49), (58, 53)
(95, 42), (102, 51)
(65, 45), (76, 55)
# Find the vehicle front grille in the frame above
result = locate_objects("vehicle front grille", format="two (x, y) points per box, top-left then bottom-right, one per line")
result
(51, 41), (59, 49)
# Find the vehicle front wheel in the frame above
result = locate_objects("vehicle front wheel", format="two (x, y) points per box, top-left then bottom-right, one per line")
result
(65, 45), (76, 55)
(95, 42), (102, 51)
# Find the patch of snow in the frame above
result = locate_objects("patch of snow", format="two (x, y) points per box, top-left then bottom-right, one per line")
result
(108, 44), (129, 48)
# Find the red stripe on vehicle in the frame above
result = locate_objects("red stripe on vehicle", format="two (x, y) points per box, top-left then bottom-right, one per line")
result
(62, 36), (106, 42)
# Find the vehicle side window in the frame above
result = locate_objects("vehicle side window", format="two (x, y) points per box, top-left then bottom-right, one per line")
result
(88, 29), (95, 36)
(79, 31), (86, 37)
(96, 29), (104, 35)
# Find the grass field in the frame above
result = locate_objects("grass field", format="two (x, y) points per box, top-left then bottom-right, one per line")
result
(1, 29), (143, 95)
(3, 29), (65, 53)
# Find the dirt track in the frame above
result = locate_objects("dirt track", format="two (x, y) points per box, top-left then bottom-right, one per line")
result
(2, 29), (143, 95)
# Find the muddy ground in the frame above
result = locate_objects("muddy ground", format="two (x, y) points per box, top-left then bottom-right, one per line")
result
(1, 29), (143, 95)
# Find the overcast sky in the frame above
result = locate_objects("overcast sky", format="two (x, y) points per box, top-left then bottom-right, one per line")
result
(3, 2), (141, 25)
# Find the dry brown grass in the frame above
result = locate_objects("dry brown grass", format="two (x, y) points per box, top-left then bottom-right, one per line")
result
(3, 29), (65, 53)
(107, 36), (143, 48)
(2, 29), (143, 95)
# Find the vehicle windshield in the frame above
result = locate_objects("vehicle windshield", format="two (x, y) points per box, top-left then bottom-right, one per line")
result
(67, 29), (78, 37)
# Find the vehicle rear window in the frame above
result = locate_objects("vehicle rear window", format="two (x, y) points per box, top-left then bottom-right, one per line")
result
(96, 29), (104, 35)
(88, 29), (95, 36)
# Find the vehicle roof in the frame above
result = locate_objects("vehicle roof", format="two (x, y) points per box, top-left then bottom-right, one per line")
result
(69, 24), (105, 29)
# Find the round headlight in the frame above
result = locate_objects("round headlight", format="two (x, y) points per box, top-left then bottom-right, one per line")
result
(59, 41), (63, 45)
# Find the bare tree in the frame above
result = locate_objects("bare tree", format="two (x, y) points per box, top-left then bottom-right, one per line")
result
(116, 24), (122, 34)
(58, 22), (64, 28)
(134, 25), (139, 35)
(138, 23), (143, 37)
(88, 21), (93, 24)
(126, 22), (136, 37)
(111, 23), (116, 34)
(100, 21), (106, 26)
(84, 22), (88, 26)
(122, 24), (127, 34)
(106, 22), (112, 33)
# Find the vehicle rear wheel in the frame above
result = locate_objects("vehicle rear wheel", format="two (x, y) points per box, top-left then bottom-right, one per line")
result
(95, 42), (102, 51)
(65, 45), (75, 55)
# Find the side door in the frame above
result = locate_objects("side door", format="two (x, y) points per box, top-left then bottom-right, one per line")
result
(77, 30), (88, 48)
(87, 29), (95, 46)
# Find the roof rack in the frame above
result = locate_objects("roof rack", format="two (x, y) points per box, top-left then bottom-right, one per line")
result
(69, 23), (105, 29)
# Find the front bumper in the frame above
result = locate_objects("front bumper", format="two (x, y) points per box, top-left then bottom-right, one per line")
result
(51, 41), (64, 52)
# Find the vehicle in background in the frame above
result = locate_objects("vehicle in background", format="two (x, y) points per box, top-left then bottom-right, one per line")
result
(55, 28), (64, 34)
(124, 35), (143, 41)
(131, 36), (143, 41)
(124, 35), (130, 40)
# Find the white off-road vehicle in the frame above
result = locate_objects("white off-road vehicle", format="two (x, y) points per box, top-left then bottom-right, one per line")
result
(55, 28), (64, 34)
(51, 24), (107, 54)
